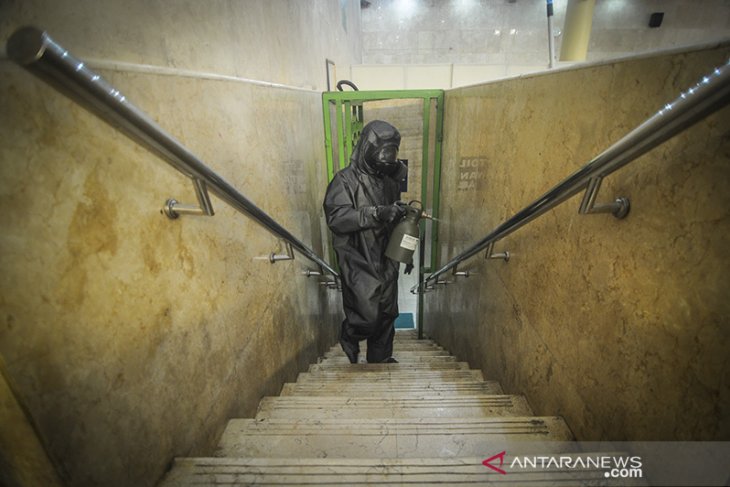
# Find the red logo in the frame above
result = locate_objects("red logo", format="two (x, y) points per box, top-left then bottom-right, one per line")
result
(482, 451), (507, 475)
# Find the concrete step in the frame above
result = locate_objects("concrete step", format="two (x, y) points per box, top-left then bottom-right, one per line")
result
(280, 379), (504, 396)
(390, 335), (430, 343)
(254, 395), (533, 420)
(308, 362), (470, 373)
(161, 454), (641, 487)
(216, 417), (573, 458)
(393, 330), (421, 337)
(329, 340), (438, 348)
(318, 355), (457, 365)
(324, 348), (448, 357)
(296, 368), (486, 382)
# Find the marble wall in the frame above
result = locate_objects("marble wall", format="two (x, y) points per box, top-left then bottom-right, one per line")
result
(424, 43), (730, 441)
(0, 1), (359, 486)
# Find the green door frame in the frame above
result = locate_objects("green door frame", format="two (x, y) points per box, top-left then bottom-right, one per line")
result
(322, 89), (444, 338)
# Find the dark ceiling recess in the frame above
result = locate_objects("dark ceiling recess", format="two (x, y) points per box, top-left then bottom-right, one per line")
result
(361, 0), (371, 8)
(649, 12), (664, 28)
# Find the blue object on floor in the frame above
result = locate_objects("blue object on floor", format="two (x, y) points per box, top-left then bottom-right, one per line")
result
(395, 312), (415, 329)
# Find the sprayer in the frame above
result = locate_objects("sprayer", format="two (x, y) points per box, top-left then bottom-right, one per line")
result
(385, 200), (433, 265)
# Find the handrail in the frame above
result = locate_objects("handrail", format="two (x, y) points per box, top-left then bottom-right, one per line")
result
(423, 59), (730, 288)
(6, 26), (338, 279)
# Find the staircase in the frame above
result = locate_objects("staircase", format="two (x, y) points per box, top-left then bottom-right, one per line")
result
(159, 329), (593, 486)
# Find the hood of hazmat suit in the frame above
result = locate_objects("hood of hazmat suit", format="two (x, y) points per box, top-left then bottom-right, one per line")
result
(323, 120), (407, 363)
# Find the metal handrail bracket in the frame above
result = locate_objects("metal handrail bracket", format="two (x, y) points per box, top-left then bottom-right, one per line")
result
(423, 59), (730, 289)
(269, 241), (294, 263)
(7, 26), (338, 278)
(484, 241), (510, 262)
(162, 178), (215, 218)
(578, 176), (630, 218)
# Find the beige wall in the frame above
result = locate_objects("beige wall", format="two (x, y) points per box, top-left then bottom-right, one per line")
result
(0, 1), (357, 486)
(361, 0), (730, 66)
(0, 0), (362, 90)
(425, 44), (730, 441)
(356, 0), (730, 89)
(351, 62), (572, 89)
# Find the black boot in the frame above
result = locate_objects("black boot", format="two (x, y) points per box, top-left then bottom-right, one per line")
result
(381, 357), (398, 363)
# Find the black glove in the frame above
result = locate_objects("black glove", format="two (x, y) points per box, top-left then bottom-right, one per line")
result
(375, 204), (406, 223)
(404, 263), (414, 274)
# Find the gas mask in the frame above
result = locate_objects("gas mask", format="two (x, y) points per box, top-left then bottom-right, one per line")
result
(367, 144), (400, 176)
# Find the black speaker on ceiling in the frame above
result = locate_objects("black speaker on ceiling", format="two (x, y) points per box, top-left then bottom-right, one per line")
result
(649, 12), (664, 28)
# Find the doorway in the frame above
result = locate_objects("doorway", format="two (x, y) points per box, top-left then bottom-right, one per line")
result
(322, 88), (444, 337)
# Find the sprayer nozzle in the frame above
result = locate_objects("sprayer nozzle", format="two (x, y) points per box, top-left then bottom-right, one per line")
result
(421, 212), (434, 220)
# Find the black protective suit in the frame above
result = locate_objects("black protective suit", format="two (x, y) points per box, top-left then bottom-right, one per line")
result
(323, 120), (407, 364)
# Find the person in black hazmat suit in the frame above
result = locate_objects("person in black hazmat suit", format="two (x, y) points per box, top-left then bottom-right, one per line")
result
(323, 120), (411, 364)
